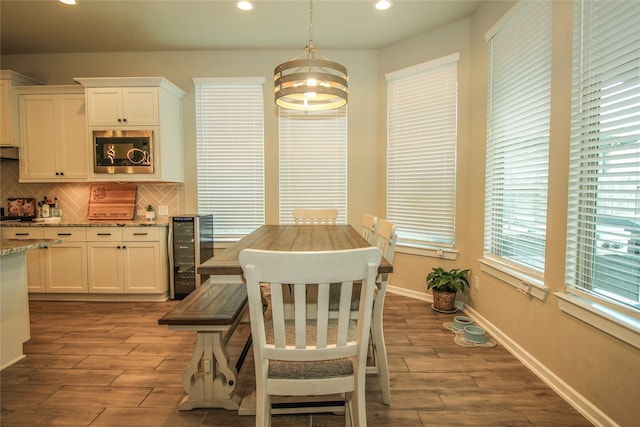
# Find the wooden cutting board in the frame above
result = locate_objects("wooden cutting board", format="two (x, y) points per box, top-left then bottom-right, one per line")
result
(88, 183), (137, 220)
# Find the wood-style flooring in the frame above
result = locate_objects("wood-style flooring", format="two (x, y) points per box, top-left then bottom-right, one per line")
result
(0, 294), (592, 426)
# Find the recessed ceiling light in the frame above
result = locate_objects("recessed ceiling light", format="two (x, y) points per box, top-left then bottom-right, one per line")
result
(236, 1), (254, 11)
(375, 1), (392, 11)
(59, 0), (77, 4)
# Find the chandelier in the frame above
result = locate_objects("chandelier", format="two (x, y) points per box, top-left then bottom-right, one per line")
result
(274, 1), (348, 111)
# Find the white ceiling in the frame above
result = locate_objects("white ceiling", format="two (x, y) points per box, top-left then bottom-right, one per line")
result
(1, 0), (484, 55)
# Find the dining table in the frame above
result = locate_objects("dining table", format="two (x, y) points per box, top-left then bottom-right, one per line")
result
(190, 224), (393, 415)
(198, 224), (393, 277)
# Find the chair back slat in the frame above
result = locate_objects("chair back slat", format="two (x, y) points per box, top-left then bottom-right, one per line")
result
(315, 282), (330, 348)
(293, 208), (339, 225)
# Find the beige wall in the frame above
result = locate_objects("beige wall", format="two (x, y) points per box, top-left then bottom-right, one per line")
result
(2, 2), (638, 425)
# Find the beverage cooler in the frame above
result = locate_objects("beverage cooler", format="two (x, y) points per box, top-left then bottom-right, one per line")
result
(168, 214), (214, 299)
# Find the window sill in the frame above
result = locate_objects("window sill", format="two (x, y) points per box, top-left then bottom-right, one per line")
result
(479, 258), (549, 302)
(555, 291), (640, 350)
(397, 244), (458, 260)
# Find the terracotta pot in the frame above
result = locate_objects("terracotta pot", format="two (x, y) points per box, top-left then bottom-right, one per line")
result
(431, 289), (457, 313)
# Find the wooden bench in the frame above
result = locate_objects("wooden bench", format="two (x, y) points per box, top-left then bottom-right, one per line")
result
(158, 280), (249, 411)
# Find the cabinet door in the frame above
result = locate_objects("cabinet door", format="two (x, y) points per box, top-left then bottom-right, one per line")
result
(87, 242), (124, 293)
(19, 95), (59, 179)
(26, 248), (47, 292)
(19, 93), (88, 182)
(122, 87), (158, 125)
(2, 227), (47, 292)
(1, 80), (12, 146)
(45, 242), (88, 292)
(58, 94), (88, 179)
(122, 241), (162, 293)
(86, 88), (122, 126)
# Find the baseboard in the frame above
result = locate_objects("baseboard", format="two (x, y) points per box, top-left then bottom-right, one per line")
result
(386, 285), (466, 311)
(28, 293), (169, 302)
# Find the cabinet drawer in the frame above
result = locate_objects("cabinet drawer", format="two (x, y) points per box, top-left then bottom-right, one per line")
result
(43, 227), (87, 242)
(2, 226), (45, 239)
(86, 227), (123, 241)
(123, 227), (160, 241)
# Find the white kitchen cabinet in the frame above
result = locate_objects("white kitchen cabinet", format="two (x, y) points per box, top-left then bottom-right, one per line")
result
(87, 227), (168, 294)
(43, 227), (88, 292)
(2, 227), (46, 292)
(74, 77), (185, 183)
(1, 70), (41, 147)
(84, 87), (158, 127)
(2, 227), (88, 293)
(17, 86), (88, 182)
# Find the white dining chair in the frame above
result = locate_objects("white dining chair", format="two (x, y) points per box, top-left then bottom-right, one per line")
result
(368, 218), (397, 405)
(239, 246), (381, 427)
(293, 208), (338, 225)
(361, 213), (378, 245)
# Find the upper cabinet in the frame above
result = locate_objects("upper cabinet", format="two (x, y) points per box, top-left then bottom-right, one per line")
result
(18, 85), (88, 182)
(1, 70), (41, 147)
(84, 87), (158, 127)
(74, 77), (186, 183)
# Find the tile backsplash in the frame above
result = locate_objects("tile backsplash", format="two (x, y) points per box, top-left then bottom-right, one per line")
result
(0, 160), (184, 219)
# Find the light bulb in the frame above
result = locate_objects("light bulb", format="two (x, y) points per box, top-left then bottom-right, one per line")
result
(375, 1), (392, 11)
(236, 1), (253, 11)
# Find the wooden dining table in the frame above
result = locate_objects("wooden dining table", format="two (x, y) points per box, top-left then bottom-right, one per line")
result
(198, 224), (393, 277)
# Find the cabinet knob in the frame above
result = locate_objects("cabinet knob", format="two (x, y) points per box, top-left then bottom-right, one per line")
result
(117, 118), (122, 123)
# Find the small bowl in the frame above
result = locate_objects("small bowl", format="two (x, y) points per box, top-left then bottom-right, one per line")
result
(452, 315), (473, 331)
(463, 325), (487, 344)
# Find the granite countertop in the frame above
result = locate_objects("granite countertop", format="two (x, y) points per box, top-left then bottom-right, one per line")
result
(0, 239), (64, 256)
(0, 219), (169, 227)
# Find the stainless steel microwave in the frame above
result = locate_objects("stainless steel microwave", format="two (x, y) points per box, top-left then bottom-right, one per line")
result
(93, 130), (154, 174)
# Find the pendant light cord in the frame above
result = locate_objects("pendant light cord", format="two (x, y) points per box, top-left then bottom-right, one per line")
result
(308, 1), (313, 47)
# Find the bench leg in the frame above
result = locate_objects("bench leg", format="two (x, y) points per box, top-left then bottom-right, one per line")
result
(179, 331), (242, 411)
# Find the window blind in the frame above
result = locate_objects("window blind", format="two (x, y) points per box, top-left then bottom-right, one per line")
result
(386, 53), (460, 248)
(484, 0), (552, 273)
(278, 108), (347, 224)
(194, 78), (265, 239)
(566, 0), (640, 309)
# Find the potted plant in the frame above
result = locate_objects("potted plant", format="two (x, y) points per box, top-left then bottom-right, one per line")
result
(426, 267), (470, 313)
(145, 204), (155, 222)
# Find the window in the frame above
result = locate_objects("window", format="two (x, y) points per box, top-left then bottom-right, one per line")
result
(194, 78), (265, 240)
(386, 53), (460, 249)
(483, 0), (552, 274)
(278, 108), (347, 224)
(566, 0), (640, 311)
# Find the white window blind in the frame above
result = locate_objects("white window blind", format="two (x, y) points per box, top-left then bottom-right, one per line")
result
(566, 0), (640, 310)
(278, 108), (347, 224)
(386, 53), (460, 248)
(484, 0), (552, 273)
(194, 78), (265, 240)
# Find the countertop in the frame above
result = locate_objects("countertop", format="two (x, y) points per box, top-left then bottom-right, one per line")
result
(0, 219), (169, 227)
(0, 239), (63, 256)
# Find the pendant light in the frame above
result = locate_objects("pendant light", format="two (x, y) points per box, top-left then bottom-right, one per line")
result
(274, 1), (348, 111)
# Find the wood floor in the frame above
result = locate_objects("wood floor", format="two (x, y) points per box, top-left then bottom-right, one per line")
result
(0, 293), (592, 426)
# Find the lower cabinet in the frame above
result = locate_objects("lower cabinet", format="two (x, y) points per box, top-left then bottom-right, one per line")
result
(2, 227), (88, 292)
(2, 225), (168, 298)
(87, 227), (167, 294)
